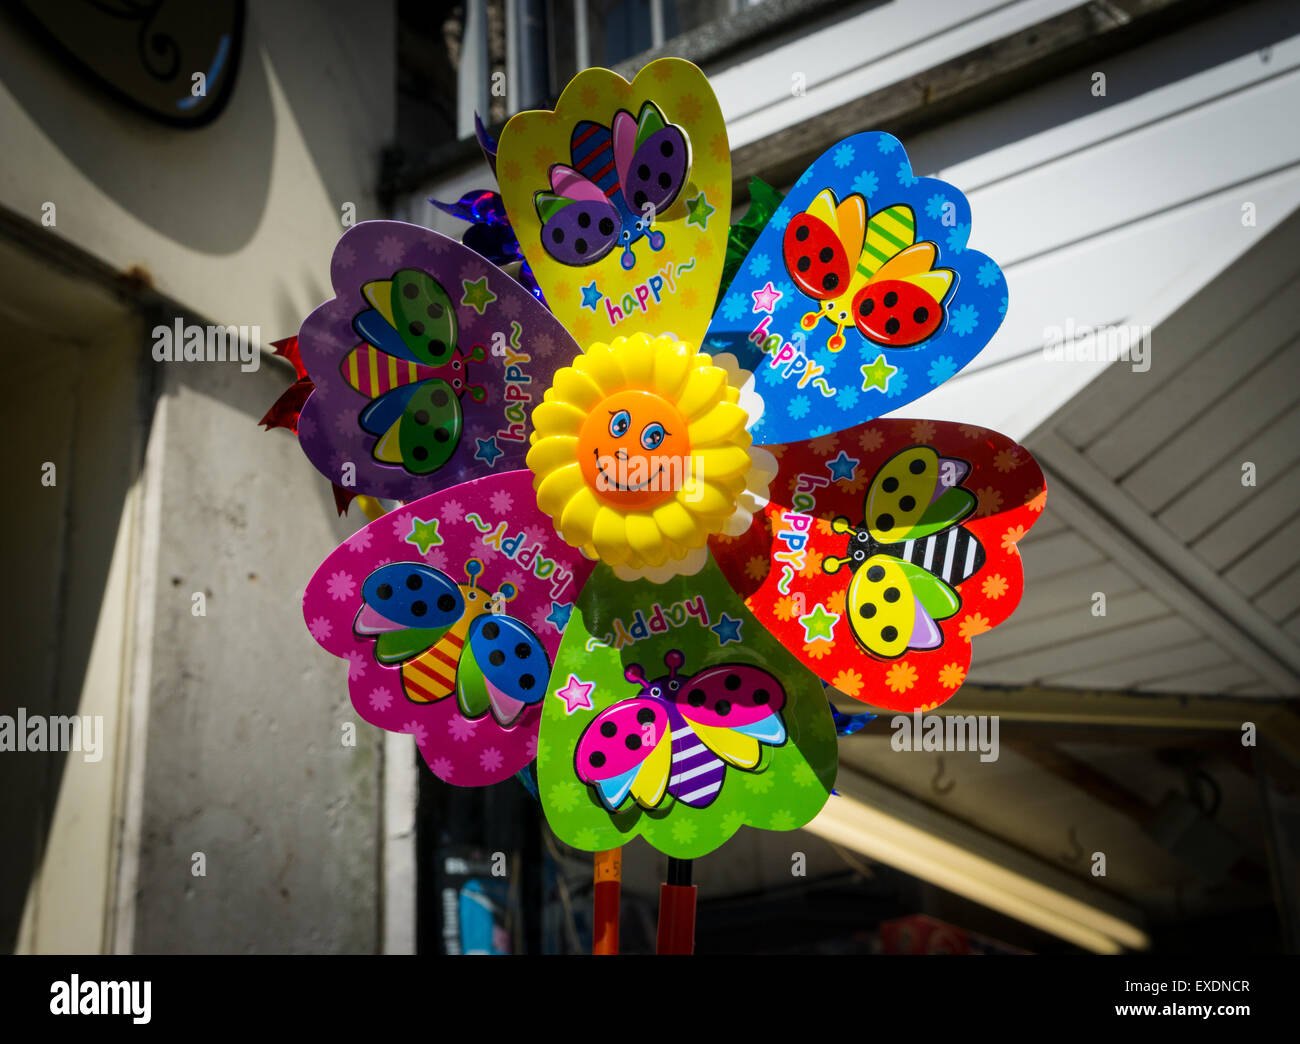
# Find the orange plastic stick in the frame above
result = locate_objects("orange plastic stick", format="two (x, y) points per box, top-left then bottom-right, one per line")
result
(592, 848), (621, 955)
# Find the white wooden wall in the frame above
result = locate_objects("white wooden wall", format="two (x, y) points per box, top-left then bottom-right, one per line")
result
(711, 0), (1086, 149)
(399, 1), (1300, 699)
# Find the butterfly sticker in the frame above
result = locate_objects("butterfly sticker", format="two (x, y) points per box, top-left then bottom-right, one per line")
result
(575, 649), (787, 811)
(296, 222), (579, 501)
(701, 133), (1006, 446)
(342, 269), (487, 476)
(708, 419), (1046, 713)
(304, 471), (595, 786)
(537, 560), (835, 858)
(783, 191), (955, 352)
(535, 100), (689, 271)
(822, 446), (981, 658)
(355, 557), (550, 728)
(497, 58), (731, 348)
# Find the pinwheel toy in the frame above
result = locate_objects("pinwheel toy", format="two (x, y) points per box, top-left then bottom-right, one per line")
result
(281, 59), (1047, 954)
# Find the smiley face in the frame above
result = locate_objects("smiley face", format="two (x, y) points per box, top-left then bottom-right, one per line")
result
(577, 389), (691, 508)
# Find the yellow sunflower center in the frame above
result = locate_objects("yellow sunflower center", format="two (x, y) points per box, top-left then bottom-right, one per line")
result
(526, 333), (753, 571)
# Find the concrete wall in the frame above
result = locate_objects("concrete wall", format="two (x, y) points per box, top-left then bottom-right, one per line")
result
(0, 0), (404, 953)
(130, 359), (383, 954)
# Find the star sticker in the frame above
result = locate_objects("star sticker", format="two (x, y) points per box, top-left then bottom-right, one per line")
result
(751, 280), (783, 314)
(580, 281), (603, 311)
(555, 673), (595, 715)
(860, 353), (898, 392)
(460, 276), (497, 315)
(406, 517), (443, 554)
(710, 613), (743, 645)
(799, 603), (839, 643)
(827, 450), (859, 482)
(685, 191), (714, 230)
(545, 601), (572, 633)
(475, 436), (503, 466)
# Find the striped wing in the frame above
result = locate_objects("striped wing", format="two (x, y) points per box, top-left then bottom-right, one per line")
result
(855, 204), (916, 280)
(570, 119), (625, 204)
(341, 344), (443, 398)
(402, 630), (466, 703)
(664, 714), (728, 808)
(894, 526), (986, 590)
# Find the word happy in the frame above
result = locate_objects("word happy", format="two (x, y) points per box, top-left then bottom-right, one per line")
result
(152, 318), (260, 372)
(465, 512), (576, 599)
(774, 510), (813, 595)
(789, 473), (830, 517)
(585, 596), (710, 650)
(493, 327), (533, 444)
(603, 261), (682, 326)
(748, 315), (835, 396)
(0, 708), (103, 762)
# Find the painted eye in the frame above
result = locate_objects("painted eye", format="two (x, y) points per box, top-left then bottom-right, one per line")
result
(640, 422), (666, 450)
(609, 410), (631, 438)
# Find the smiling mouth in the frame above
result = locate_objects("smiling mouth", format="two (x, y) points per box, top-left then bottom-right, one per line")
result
(595, 450), (665, 492)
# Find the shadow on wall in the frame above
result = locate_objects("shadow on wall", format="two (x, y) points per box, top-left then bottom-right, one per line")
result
(0, 2), (274, 255)
(0, 0), (393, 258)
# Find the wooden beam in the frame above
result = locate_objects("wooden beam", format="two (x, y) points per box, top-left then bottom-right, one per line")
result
(949, 682), (1300, 769)
(1031, 433), (1300, 692)
(730, 0), (1231, 196)
(1003, 740), (1155, 822)
(951, 681), (1283, 727)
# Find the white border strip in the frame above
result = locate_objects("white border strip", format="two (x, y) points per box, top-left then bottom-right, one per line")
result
(110, 390), (166, 954)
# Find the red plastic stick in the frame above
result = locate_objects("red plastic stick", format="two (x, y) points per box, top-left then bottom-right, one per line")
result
(656, 858), (696, 955)
(592, 848), (621, 955)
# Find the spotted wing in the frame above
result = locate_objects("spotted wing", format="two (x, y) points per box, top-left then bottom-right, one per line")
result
(456, 614), (551, 726)
(668, 665), (787, 769)
(782, 189), (864, 301)
(351, 270), (458, 368)
(536, 182), (621, 267)
(358, 563), (464, 665)
(617, 101), (688, 218)
(845, 554), (960, 659)
(574, 696), (674, 810)
(864, 445), (976, 544)
(852, 241), (954, 348)
(358, 378), (463, 476)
